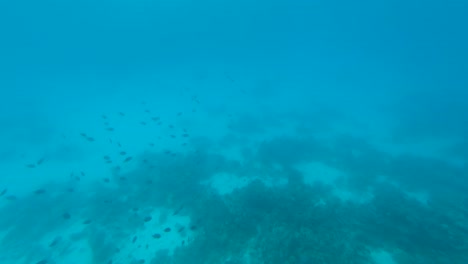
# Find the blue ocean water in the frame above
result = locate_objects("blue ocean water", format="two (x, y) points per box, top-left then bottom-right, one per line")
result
(1, 0), (468, 263)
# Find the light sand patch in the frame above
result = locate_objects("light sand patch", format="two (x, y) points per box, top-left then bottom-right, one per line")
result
(296, 162), (344, 186)
(203, 171), (289, 196)
(333, 189), (374, 204)
(370, 249), (397, 264)
(297, 162), (375, 203)
(202, 172), (250, 195)
(377, 175), (431, 207)
(405, 190), (430, 206)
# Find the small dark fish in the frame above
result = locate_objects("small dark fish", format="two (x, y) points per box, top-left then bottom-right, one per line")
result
(119, 176), (127, 181)
(144, 109), (150, 113)
(148, 143), (155, 147)
(173, 205), (184, 215)
(80, 171), (85, 176)
(225, 73), (235, 83)
(34, 189), (46, 195)
(189, 225), (197, 231)
(120, 151), (126, 156)
(103, 178), (110, 183)
(0, 188), (7, 196)
(119, 112), (125, 116)
(108, 260), (113, 264)
(36, 259), (48, 264)
(132, 236), (137, 243)
(132, 207), (139, 212)
(67, 188), (74, 193)
(164, 227), (171, 233)
(80, 133), (87, 137)
(178, 226), (185, 233)
(151, 117), (160, 121)
(37, 158), (45, 165)
(182, 133), (189, 138)
(103, 155), (111, 160)
(140, 121), (147, 126)
(124, 157), (133, 162)
(26, 164), (36, 169)
(177, 112), (182, 116)
(63, 212), (71, 220)
(83, 219), (92, 225)
(106, 160), (112, 164)
(106, 127), (115, 132)
(143, 216), (152, 222)
(145, 244), (149, 249)
(102, 115), (108, 119)
(75, 176), (81, 181)
(5, 195), (17, 201)
(138, 259), (145, 264)
(152, 233), (161, 239)
(182, 240), (185, 245)
(86, 137), (95, 142)
(169, 125), (174, 129)
(170, 135), (176, 139)
(49, 236), (61, 247)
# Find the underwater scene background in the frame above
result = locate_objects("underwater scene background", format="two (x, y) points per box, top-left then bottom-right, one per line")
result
(1, 0), (468, 263)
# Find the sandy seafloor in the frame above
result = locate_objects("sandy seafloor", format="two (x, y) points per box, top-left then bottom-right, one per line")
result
(1, 63), (468, 264)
